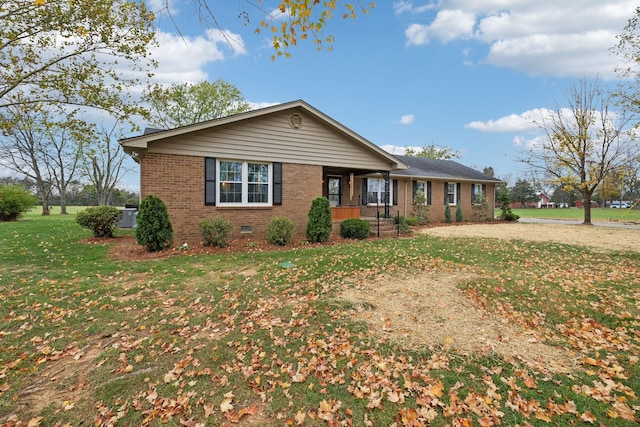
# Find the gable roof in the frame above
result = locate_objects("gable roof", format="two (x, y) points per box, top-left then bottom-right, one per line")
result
(119, 99), (408, 171)
(390, 155), (502, 183)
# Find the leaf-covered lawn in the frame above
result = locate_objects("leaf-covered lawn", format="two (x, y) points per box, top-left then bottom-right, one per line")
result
(0, 216), (638, 426)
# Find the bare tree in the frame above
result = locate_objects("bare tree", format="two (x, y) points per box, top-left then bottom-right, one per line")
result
(0, 104), (89, 215)
(82, 123), (133, 206)
(521, 78), (637, 224)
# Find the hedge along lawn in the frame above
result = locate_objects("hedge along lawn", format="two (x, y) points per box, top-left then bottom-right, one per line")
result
(512, 206), (640, 222)
(0, 213), (639, 425)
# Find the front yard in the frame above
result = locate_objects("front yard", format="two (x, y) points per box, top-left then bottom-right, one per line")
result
(0, 214), (638, 425)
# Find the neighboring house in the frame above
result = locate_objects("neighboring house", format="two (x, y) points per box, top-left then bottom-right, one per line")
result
(537, 193), (555, 208)
(119, 100), (500, 243)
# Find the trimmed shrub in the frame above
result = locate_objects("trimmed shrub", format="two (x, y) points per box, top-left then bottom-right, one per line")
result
(455, 204), (463, 222)
(340, 218), (370, 239)
(405, 216), (420, 227)
(135, 195), (173, 252)
(0, 184), (38, 221)
(306, 197), (332, 243)
(393, 215), (411, 233)
(266, 216), (295, 246)
(444, 204), (452, 223)
(76, 206), (122, 237)
(199, 216), (233, 247)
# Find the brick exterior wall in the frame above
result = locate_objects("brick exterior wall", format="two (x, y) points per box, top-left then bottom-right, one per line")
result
(141, 153), (322, 243)
(357, 178), (496, 222)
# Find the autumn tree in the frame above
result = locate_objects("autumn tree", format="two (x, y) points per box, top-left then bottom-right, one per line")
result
(0, 0), (156, 120)
(158, 1), (375, 60)
(404, 143), (461, 159)
(522, 78), (636, 224)
(614, 6), (640, 115)
(145, 80), (251, 129)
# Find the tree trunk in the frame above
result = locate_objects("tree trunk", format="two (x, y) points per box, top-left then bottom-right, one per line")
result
(583, 194), (592, 225)
(60, 192), (68, 214)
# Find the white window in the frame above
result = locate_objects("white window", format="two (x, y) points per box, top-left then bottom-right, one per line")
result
(446, 183), (457, 205)
(366, 178), (391, 205)
(218, 160), (272, 206)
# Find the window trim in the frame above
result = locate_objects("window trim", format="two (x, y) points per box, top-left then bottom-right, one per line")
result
(216, 159), (273, 207)
(413, 180), (431, 206)
(365, 177), (392, 207)
(446, 182), (457, 206)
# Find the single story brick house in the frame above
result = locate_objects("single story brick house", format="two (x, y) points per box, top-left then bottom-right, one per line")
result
(119, 100), (500, 242)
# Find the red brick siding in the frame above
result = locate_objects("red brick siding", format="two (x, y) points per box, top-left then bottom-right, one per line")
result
(140, 153), (322, 243)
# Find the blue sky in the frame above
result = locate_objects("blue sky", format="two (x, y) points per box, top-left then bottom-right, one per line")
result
(127, 0), (637, 189)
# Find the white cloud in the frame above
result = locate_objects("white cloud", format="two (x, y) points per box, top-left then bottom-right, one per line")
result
(397, 114), (416, 125)
(402, 1), (636, 77)
(393, 1), (435, 15)
(465, 108), (551, 133)
(150, 29), (246, 84)
(406, 9), (476, 45)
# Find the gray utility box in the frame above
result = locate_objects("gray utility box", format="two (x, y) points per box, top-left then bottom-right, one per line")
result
(118, 207), (138, 228)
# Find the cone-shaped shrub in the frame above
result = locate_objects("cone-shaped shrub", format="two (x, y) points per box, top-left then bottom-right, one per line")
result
(135, 195), (173, 252)
(306, 197), (332, 243)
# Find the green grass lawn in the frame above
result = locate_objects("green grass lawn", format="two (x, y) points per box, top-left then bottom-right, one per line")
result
(1, 212), (638, 425)
(512, 206), (640, 222)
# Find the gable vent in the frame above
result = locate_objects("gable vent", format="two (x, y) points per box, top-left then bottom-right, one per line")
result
(288, 113), (303, 128)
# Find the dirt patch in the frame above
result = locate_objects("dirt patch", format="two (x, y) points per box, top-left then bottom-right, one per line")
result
(418, 222), (640, 252)
(341, 271), (576, 374)
(9, 337), (117, 420)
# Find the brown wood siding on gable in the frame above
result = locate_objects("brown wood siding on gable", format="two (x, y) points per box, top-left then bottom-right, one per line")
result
(146, 110), (394, 170)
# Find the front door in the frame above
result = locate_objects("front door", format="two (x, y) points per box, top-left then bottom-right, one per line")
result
(327, 176), (342, 207)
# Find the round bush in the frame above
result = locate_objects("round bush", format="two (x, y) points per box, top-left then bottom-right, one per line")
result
(199, 216), (232, 247)
(135, 195), (173, 252)
(266, 216), (295, 246)
(76, 206), (122, 237)
(339, 218), (370, 240)
(306, 197), (332, 243)
(0, 184), (38, 221)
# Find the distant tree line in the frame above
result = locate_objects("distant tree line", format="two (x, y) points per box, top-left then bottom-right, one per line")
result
(0, 176), (138, 209)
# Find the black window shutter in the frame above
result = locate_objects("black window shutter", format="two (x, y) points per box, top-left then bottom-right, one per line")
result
(427, 182), (432, 205)
(444, 182), (448, 204)
(471, 184), (476, 204)
(361, 178), (368, 205)
(393, 180), (398, 205)
(205, 157), (216, 205)
(456, 183), (461, 204)
(273, 162), (282, 206)
(482, 184), (487, 196)
(412, 181), (417, 197)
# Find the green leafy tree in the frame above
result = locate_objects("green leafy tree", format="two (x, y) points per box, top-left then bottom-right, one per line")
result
(145, 80), (252, 129)
(306, 197), (332, 243)
(521, 78), (635, 224)
(0, 0), (156, 119)
(404, 143), (461, 159)
(0, 184), (37, 221)
(135, 195), (173, 252)
(444, 204), (451, 223)
(509, 179), (538, 208)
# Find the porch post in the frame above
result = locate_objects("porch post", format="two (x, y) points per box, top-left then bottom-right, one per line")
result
(381, 171), (390, 217)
